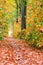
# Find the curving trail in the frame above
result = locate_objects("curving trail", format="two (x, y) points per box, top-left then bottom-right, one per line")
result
(0, 37), (43, 65)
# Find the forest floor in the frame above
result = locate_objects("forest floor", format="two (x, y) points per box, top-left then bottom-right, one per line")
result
(0, 37), (43, 65)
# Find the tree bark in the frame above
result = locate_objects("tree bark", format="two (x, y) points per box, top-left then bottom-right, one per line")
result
(15, 0), (18, 23)
(21, 1), (26, 30)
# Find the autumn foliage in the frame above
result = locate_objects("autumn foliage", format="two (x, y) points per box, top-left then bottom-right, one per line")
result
(0, 0), (43, 48)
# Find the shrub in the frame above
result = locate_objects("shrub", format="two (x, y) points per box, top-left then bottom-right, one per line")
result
(17, 29), (26, 39)
(26, 21), (43, 48)
(0, 37), (4, 40)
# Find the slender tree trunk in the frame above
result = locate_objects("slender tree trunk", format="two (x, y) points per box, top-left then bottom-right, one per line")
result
(21, 1), (26, 30)
(15, 0), (18, 23)
(16, 3), (18, 23)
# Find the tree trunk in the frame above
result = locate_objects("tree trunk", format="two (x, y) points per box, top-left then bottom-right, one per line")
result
(21, 1), (26, 30)
(15, 0), (18, 23)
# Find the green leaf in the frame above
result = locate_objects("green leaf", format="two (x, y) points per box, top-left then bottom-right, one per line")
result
(0, 8), (3, 10)
(27, 24), (32, 27)
(34, 18), (38, 21)
(0, 37), (4, 40)
(40, 21), (43, 25)
(2, 14), (6, 19)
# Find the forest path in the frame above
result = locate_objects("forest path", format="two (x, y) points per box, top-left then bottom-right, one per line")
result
(0, 37), (43, 65)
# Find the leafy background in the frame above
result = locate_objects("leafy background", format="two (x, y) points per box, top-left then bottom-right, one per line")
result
(0, 0), (43, 48)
